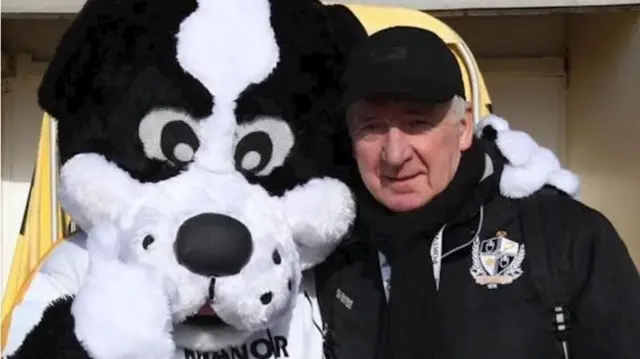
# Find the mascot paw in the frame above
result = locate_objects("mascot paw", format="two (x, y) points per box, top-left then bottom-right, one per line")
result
(547, 167), (581, 197)
(495, 130), (539, 167)
(479, 114), (581, 198)
(71, 223), (175, 359)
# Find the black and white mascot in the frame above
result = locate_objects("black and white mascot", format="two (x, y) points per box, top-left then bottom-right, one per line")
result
(7, 0), (358, 358)
(4, 1), (579, 359)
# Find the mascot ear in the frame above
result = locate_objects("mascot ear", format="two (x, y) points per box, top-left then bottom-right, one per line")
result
(323, 4), (367, 59)
(37, 0), (105, 121)
(321, 4), (369, 169)
(279, 178), (355, 271)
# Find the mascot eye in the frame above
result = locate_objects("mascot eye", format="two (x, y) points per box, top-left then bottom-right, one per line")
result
(233, 116), (294, 176)
(138, 108), (200, 166)
(142, 235), (155, 250)
(272, 249), (281, 265)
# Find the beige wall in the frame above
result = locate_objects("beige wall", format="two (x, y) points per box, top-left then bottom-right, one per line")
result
(567, 11), (640, 267)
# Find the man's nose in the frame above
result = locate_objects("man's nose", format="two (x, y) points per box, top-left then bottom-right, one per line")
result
(382, 127), (411, 167)
(174, 213), (253, 277)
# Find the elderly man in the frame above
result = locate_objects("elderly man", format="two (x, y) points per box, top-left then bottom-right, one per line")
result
(315, 26), (640, 359)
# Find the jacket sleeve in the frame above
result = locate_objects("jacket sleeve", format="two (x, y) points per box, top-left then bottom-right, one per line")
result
(3, 232), (89, 357)
(569, 210), (640, 358)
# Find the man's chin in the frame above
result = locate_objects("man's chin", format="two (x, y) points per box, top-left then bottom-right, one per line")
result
(380, 192), (434, 212)
(173, 319), (252, 352)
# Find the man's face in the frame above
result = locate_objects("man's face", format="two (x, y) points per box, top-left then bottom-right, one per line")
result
(347, 95), (474, 212)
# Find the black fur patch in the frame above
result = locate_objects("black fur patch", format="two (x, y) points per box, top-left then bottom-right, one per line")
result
(482, 125), (499, 142)
(7, 296), (91, 359)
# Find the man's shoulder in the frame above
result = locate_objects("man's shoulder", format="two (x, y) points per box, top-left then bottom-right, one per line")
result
(507, 185), (619, 258)
(520, 185), (610, 228)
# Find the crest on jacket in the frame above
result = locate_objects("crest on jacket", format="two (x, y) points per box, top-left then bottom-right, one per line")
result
(470, 231), (525, 289)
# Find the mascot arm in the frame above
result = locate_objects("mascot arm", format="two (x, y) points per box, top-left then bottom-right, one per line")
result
(6, 297), (92, 359)
(3, 233), (89, 358)
(477, 115), (581, 199)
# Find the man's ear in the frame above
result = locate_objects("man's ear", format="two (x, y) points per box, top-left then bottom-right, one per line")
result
(459, 101), (475, 150)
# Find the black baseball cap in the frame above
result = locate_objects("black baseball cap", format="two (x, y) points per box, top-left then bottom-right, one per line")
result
(341, 26), (465, 108)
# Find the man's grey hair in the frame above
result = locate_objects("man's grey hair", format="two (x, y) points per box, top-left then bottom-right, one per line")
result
(449, 94), (467, 120)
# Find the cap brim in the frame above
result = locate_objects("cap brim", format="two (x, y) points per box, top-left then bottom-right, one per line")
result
(340, 72), (458, 110)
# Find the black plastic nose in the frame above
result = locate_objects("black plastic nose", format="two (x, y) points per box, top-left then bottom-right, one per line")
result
(175, 213), (253, 277)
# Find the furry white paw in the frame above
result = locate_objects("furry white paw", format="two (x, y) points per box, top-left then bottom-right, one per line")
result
(71, 224), (175, 359)
(495, 130), (539, 167)
(477, 113), (582, 198)
(547, 168), (581, 198)
(500, 147), (561, 198)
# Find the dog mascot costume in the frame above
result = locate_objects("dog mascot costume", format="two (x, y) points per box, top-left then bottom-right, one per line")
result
(4, 1), (580, 358)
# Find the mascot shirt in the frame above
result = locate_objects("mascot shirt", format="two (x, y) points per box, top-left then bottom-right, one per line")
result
(4, 233), (326, 359)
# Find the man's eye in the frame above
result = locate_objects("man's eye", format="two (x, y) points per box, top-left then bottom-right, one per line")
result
(359, 122), (386, 134)
(404, 119), (433, 132)
(412, 119), (431, 126)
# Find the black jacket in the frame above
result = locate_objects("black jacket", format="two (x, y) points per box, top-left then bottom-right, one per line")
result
(315, 187), (640, 359)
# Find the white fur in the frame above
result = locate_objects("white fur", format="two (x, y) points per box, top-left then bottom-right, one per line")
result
(121, 168), (299, 343)
(177, 0), (279, 172)
(280, 177), (356, 271)
(501, 147), (561, 198)
(481, 114), (581, 198)
(547, 168), (581, 197)
(59, 153), (143, 232)
(72, 223), (175, 359)
(495, 130), (538, 167)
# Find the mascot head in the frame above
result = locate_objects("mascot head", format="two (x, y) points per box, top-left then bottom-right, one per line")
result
(39, 0), (360, 351)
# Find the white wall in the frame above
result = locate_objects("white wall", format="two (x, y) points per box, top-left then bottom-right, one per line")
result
(567, 11), (640, 267)
(1, 73), (45, 297)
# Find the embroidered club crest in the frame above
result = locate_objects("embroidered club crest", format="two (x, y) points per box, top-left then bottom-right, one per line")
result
(470, 231), (525, 289)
